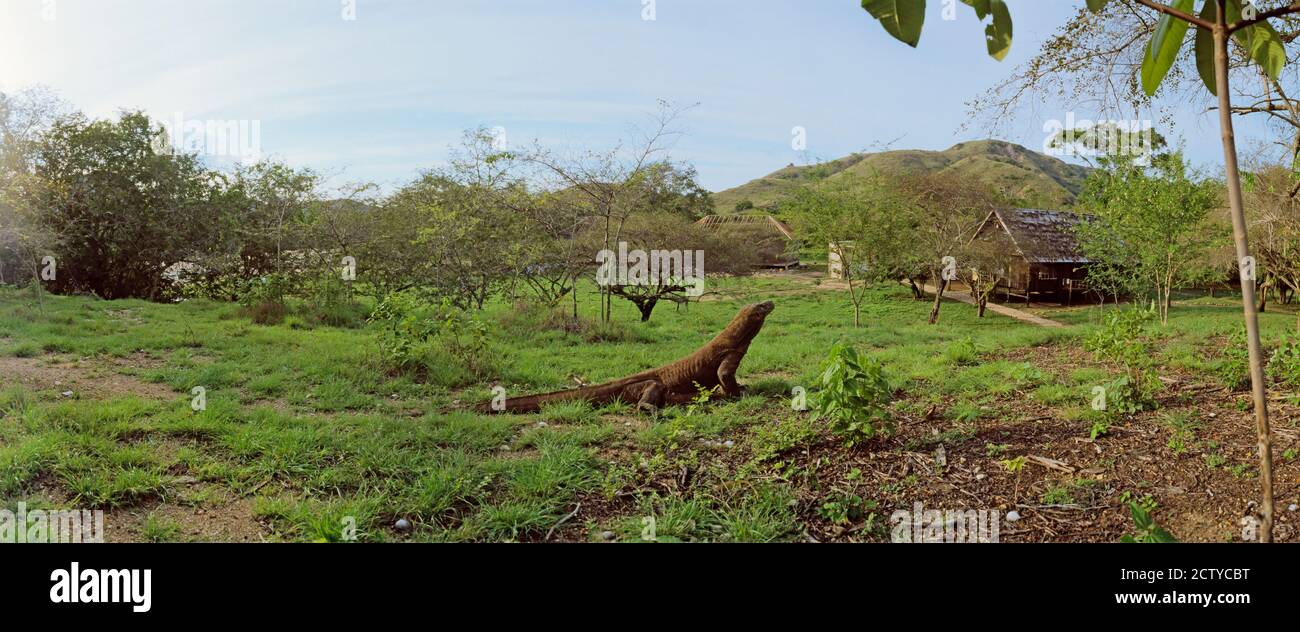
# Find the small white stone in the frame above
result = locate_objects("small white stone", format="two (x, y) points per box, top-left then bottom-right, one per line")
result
(1006, 511), (1021, 522)
(537, 422), (548, 428)
(724, 440), (735, 448)
(61, 391), (73, 397)
(394, 518), (411, 532)
(975, 473), (987, 481)
(1289, 504), (1298, 512)
(600, 531), (616, 541)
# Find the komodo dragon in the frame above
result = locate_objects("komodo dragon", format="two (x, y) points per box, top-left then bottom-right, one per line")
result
(480, 300), (774, 414)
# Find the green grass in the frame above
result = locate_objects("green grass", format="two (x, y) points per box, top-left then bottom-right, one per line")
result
(1, 279), (1295, 542)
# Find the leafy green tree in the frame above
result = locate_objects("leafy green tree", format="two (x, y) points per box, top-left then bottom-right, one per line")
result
(860, 0), (1293, 541)
(786, 174), (920, 327)
(26, 111), (220, 299)
(1075, 152), (1225, 324)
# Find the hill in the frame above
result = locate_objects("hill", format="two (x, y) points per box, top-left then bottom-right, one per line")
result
(713, 140), (1092, 213)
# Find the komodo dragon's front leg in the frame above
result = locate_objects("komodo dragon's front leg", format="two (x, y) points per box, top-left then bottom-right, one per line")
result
(718, 352), (745, 399)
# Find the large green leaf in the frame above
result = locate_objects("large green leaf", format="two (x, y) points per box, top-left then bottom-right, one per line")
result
(861, 0), (926, 48)
(1194, 0), (1216, 95)
(984, 0), (1013, 61)
(1086, 0), (1109, 13)
(1140, 0), (1196, 97)
(1247, 23), (1287, 81)
(1226, 0), (1286, 82)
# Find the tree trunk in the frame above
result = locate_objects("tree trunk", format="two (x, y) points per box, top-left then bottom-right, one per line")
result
(908, 278), (924, 300)
(636, 297), (658, 322)
(928, 278), (948, 325)
(1161, 287), (1171, 326)
(1214, 12), (1274, 542)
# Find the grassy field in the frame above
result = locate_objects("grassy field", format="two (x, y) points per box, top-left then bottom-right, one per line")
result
(2, 274), (1299, 542)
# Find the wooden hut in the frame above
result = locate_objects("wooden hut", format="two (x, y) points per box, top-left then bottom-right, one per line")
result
(695, 214), (800, 269)
(969, 208), (1093, 305)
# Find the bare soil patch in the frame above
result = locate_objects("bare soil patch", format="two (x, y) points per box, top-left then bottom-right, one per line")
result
(0, 354), (176, 400)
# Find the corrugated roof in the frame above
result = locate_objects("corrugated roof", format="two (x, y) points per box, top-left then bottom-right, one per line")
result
(980, 208), (1090, 264)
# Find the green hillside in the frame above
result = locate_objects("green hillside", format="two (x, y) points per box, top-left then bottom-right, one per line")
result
(713, 140), (1091, 213)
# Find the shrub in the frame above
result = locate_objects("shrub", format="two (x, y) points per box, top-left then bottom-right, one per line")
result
(237, 273), (292, 325)
(498, 301), (645, 344)
(300, 271), (367, 328)
(1212, 328), (1253, 392)
(1268, 334), (1300, 388)
(1084, 307), (1153, 370)
(812, 344), (894, 446)
(1086, 308), (1158, 409)
(369, 292), (493, 382)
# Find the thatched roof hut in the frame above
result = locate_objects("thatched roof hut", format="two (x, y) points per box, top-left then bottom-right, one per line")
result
(695, 214), (799, 268)
(970, 208), (1093, 303)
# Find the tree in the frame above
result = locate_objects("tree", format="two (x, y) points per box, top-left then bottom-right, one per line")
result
(26, 111), (220, 300)
(892, 172), (999, 325)
(1075, 152), (1225, 324)
(523, 101), (697, 323)
(786, 174), (920, 327)
(1245, 163), (1300, 330)
(959, 230), (1017, 318)
(860, 0), (1294, 541)
(594, 212), (761, 321)
(0, 87), (72, 294)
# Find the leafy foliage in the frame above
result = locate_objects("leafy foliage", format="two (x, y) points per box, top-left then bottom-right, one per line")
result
(369, 291), (492, 382)
(1085, 308), (1159, 412)
(1267, 334), (1300, 388)
(1119, 502), (1178, 543)
(813, 344), (895, 446)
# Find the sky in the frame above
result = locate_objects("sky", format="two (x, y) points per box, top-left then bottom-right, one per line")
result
(0, 0), (1282, 193)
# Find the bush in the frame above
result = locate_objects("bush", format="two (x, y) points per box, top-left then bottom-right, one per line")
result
(237, 273), (292, 325)
(1212, 328), (1252, 392)
(497, 301), (645, 344)
(1085, 308), (1158, 409)
(243, 300), (289, 325)
(1268, 335), (1300, 388)
(813, 344), (894, 446)
(1084, 308), (1153, 369)
(369, 292), (494, 383)
(300, 271), (367, 328)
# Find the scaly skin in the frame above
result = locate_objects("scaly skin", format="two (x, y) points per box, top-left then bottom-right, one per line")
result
(479, 301), (774, 414)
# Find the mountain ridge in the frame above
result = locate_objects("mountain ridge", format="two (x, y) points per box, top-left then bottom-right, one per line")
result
(712, 140), (1092, 214)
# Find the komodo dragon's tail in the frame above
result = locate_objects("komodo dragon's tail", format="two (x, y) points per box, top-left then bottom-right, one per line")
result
(474, 381), (626, 414)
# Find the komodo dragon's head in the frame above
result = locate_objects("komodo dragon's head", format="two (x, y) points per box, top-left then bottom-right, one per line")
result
(723, 300), (774, 345)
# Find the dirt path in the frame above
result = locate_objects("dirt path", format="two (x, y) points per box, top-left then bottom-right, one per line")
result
(752, 269), (1070, 329)
(917, 283), (1069, 328)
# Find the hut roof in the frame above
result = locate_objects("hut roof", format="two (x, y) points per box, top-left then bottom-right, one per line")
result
(976, 208), (1090, 264)
(695, 214), (796, 240)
